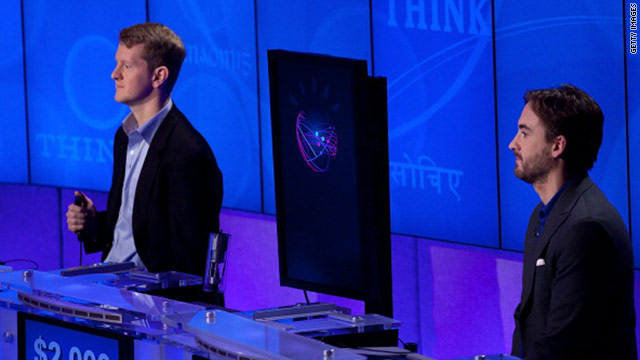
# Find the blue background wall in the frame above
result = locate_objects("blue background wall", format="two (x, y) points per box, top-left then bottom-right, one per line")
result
(0, 0), (28, 183)
(374, 0), (498, 246)
(1, 0), (639, 358)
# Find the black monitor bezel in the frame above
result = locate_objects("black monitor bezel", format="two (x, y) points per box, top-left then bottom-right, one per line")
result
(268, 49), (392, 316)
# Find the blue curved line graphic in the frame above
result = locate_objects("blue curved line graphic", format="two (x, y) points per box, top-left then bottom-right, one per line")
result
(177, 1), (258, 103)
(388, 16), (619, 139)
(180, 0), (222, 48)
(390, 18), (618, 90)
(496, 16), (619, 32)
(496, 19), (617, 38)
(63, 35), (126, 130)
(390, 45), (474, 102)
(389, 35), (481, 88)
(390, 35), (489, 139)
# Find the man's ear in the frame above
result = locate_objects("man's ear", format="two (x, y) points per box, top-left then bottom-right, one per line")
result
(152, 66), (169, 89)
(551, 135), (566, 159)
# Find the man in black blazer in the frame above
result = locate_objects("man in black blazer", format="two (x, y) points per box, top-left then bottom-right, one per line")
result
(66, 23), (222, 277)
(508, 84), (636, 359)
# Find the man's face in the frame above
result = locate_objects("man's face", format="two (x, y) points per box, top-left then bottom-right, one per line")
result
(508, 102), (555, 184)
(111, 43), (154, 106)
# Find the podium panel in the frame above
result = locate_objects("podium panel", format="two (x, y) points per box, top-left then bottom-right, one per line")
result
(0, 267), (394, 359)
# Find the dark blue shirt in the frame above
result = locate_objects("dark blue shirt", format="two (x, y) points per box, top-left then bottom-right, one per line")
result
(537, 178), (574, 239)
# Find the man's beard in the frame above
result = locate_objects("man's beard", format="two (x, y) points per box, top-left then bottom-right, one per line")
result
(514, 148), (553, 184)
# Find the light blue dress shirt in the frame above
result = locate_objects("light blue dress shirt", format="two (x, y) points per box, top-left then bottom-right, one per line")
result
(105, 100), (173, 267)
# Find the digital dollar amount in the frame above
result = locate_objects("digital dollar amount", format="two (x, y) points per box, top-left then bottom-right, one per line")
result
(34, 336), (110, 360)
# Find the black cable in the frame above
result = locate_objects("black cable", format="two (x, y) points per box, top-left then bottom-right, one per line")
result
(398, 337), (418, 352)
(2, 259), (39, 270)
(303, 289), (310, 304)
(73, 194), (87, 266)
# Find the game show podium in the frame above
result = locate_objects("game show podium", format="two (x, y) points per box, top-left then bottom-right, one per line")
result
(0, 265), (399, 360)
(446, 356), (521, 360)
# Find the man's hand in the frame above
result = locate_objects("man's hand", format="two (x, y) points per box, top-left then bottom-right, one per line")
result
(66, 191), (97, 234)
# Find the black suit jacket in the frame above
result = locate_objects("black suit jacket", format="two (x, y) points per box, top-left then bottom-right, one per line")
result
(511, 175), (636, 359)
(81, 104), (223, 276)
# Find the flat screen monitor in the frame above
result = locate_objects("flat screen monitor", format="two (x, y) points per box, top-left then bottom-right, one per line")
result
(268, 50), (392, 316)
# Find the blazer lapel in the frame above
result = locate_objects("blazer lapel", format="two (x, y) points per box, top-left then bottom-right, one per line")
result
(131, 106), (180, 235)
(520, 207), (540, 307)
(108, 128), (128, 227)
(520, 175), (592, 310)
(534, 176), (592, 260)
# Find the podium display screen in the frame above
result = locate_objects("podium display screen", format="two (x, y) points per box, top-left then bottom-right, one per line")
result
(18, 312), (133, 360)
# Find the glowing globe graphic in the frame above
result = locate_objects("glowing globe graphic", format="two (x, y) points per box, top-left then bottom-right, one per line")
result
(296, 111), (338, 172)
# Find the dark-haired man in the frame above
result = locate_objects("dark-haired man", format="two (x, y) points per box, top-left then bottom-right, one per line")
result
(66, 23), (223, 276)
(509, 84), (636, 359)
